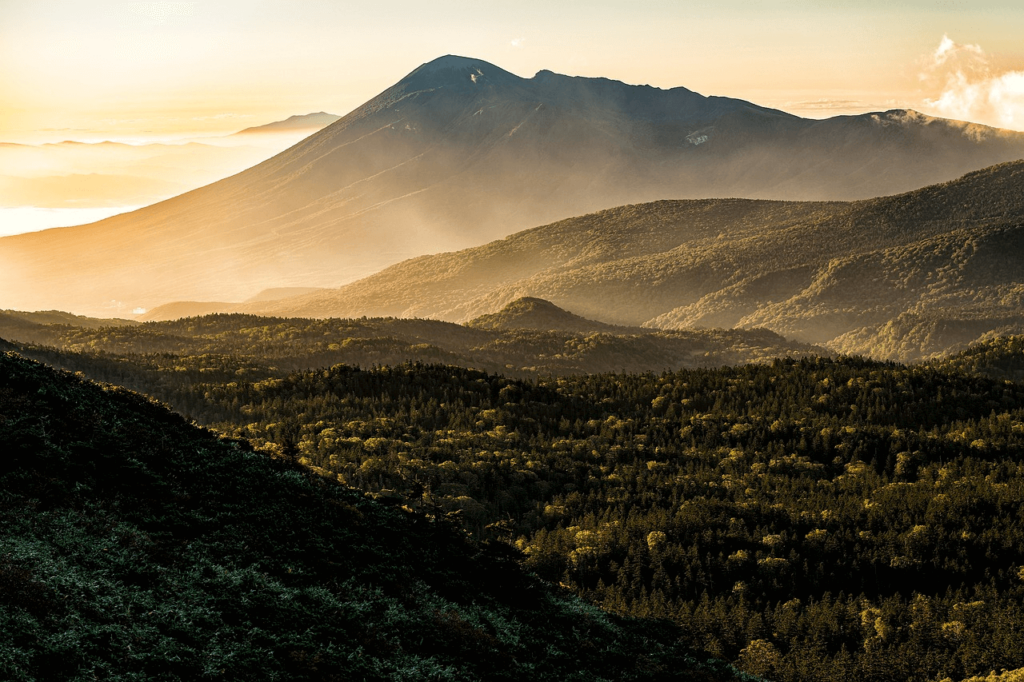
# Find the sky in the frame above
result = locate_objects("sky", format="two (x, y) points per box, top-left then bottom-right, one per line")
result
(2, 0), (1024, 145)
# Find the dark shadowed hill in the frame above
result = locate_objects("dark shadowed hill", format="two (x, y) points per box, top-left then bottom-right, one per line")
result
(0, 349), (753, 681)
(467, 297), (635, 334)
(2, 55), (1024, 316)
(233, 160), (1024, 362)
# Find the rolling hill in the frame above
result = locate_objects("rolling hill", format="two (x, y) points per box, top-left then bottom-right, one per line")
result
(234, 160), (1024, 362)
(2, 55), (1024, 316)
(1, 302), (824, 379)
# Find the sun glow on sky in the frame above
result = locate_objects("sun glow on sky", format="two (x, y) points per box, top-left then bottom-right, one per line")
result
(2, 0), (1023, 145)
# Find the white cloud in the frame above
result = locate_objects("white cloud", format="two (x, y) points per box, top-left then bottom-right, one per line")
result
(510, 37), (524, 48)
(921, 35), (1024, 131)
(931, 34), (983, 67)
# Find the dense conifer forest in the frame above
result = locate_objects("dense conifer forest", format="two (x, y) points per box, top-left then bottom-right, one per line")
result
(0, 309), (821, 378)
(5, 326), (1024, 681)
(0, 349), (751, 681)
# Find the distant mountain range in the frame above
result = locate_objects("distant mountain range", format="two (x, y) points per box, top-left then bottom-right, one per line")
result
(2, 54), (1024, 316)
(231, 111), (340, 135)
(203, 159), (1023, 362)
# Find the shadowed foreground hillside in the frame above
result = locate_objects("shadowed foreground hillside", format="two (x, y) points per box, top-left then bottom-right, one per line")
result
(6, 333), (1024, 682)
(0, 350), (750, 682)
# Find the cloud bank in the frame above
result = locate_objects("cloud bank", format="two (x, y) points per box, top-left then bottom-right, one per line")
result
(923, 35), (1024, 131)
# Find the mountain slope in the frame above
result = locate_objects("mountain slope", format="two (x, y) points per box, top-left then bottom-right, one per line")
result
(0, 349), (752, 681)
(8, 339), (1024, 681)
(2, 55), (1024, 316)
(241, 160), (1024, 361)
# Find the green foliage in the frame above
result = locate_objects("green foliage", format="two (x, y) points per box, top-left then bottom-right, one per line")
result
(0, 311), (821, 381)
(937, 335), (1024, 382)
(0, 351), (751, 681)
(8, 330), (1024, 681)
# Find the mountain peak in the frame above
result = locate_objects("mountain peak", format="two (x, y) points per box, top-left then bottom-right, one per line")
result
(417, 54), (488, 71)
(400, 54), (522, 89)
(468, 297), (629, 334)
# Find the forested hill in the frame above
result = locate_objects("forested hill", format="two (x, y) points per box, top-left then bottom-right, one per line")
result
(467, 297), (633, 334)
(236, 160), (1024, 362)
(0, 349), (752, 681)
(5, 332), (1024, 681)
(0, 308), (822, 378)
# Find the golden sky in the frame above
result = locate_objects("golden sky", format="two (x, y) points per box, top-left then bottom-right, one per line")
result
(2, 0), (1024, 143)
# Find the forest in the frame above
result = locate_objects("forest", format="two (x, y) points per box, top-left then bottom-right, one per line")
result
(0, 348), (749, 681)
(5, 326), (1024, 681)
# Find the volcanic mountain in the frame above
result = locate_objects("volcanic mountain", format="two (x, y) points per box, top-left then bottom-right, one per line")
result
(3, 54), (1024, 316)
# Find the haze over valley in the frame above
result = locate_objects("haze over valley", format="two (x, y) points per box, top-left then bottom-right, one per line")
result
(0, 112), (340, 237)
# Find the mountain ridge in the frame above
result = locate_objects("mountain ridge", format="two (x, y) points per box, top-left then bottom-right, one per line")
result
(3, 55), (1024, 316)
(231, 111), (341, 135)
(227, 159), (1024, 361)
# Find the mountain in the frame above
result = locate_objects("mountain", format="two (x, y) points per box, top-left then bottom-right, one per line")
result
(3, 55), (1024, 316)
(231, 111), (341, 135)
(237, 160), (1024, 362)
(0, 349), (752, 681)
(244, 286), (327, 303)
(0, 309), (136, 328)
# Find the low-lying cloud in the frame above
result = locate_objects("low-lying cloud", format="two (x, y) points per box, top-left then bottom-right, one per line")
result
(922, 35), (1024, 131)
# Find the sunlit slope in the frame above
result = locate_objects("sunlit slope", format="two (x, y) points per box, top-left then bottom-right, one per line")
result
(248, 161), (1024, 361)
(3, 55), (1024, 316)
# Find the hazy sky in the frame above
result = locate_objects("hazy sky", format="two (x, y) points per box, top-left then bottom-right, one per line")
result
(2, 0), (1024, 142)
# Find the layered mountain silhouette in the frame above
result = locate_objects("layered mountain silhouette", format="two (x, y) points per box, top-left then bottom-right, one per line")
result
(2, 55), (1024, 316)
(2, 301), (823, 378)
(230, 160), (1024, 361)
